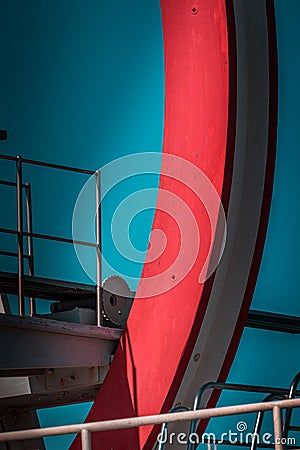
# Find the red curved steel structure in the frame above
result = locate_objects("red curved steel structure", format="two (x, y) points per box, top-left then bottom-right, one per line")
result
(71, 0), (277, 449)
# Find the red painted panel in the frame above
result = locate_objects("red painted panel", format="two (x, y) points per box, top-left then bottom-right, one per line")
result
(71, 0), (230, 448)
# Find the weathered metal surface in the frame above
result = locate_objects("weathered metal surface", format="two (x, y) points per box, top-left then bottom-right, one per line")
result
(0, 366), (109, 411)
(0, 314), (121, 371)
(0, 409), (45, 450)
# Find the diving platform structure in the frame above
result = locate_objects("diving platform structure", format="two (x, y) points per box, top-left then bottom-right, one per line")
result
(0, 1), (299, 448)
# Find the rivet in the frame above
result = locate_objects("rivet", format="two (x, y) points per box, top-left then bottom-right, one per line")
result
(191, 6), (199, 15)
(193, 353), (200, 362)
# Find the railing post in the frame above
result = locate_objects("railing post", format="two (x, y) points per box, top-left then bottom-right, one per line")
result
(273, 405), (283, 450)
(81, 429), (92, 450)
(283, 371), (300, 438)
(16, 156), (25, 316)
(25, 183), (36, 316)
(95, 170), (103, 326)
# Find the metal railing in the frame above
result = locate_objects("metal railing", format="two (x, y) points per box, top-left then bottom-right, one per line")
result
(157, 406), (191, 450)
(283, 372), (300, 438)
(187, 378), (300, 450)
(0, 153), (103, 326)
(0, 178), (36, 314)
(250, 394), (286, 450)
(0, 397), (299, 450)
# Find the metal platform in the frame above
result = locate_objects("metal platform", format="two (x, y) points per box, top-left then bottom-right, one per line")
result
(1, 271), (300, 332)
(0, 313), (121, 373)
(0, 310), (121, 412)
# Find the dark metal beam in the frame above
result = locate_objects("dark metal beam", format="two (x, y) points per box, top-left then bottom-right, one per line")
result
(246, 309), (300, 334)
(2, 270), (300, 334)
(0, 271), (96, 301)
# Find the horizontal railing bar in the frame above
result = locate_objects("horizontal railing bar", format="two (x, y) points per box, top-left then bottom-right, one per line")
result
(0, 227), (17, 235)
(0, 154), (16, 162)
(288, 425), (300, 431)
(0, 180), (27, 188)
(26, 231), (97, 248)
(22, 157), (95, 175)
(0, 397), (299, 443)
(0, 154), (95, 175)
(196, 381), (300, 397)
(0, 250), (30, 259)
(0, 228), (96, 248)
